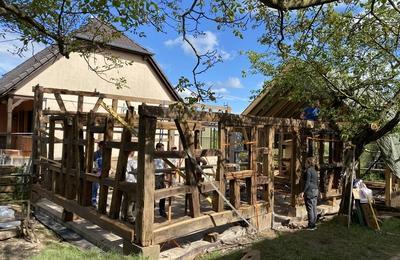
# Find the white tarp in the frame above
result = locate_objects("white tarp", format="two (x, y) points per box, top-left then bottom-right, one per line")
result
(376, 133), (400, 178)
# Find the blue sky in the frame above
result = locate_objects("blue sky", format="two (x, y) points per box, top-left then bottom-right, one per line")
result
(0, 21), (267, 114)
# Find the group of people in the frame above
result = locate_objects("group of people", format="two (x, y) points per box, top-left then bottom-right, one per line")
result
(91, 141), (319, 230)
(90, 141), (176, 223)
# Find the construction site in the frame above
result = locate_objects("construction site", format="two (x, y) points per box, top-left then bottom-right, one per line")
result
(1, 83), (399, 259)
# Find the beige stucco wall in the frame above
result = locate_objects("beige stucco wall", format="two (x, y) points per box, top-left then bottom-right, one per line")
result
(15, 49), (175, 102)
(13, 49), (178, 160)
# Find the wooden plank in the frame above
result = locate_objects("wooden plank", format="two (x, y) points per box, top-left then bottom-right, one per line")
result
(213, 122), (226, 212)
(153, 204), (267, 244)
(154, 185), (191, 201)
(33, 184), (133, 240)
(98, 116), (114, 214)
(135, 115), (157, 246)
(109, 109), (134, 219)
(54, 93), (67, 112)
(224, 170), (253, 180)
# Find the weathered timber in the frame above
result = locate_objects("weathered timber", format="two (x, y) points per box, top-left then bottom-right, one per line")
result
(224, 170), (254, 180)
(98, 117), (114, 214)
(213, 122), (226, 212)
(54, 93), (66, 112)
(152, 204), (267, 244)
(139, 105), (327, 128)
(33, 184), (133, 240)
(109, 109), (134, 219)
(229, 179), (241, 209)
(135, 115), (157, 246)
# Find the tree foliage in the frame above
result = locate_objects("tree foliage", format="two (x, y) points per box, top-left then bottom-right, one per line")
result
(247, 0), (400, 156)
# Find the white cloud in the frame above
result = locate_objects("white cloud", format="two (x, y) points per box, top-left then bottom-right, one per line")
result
(164, 31), (233, 61)
(221, 95), (248, 102)
(213, 87), (228, 94)
(213, 77), (243, 89)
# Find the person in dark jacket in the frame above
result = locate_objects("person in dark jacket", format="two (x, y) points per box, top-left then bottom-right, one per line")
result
(303, 157), (319, 230)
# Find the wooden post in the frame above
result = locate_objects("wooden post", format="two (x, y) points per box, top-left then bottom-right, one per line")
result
(266, 126), (275, 210)
(74, 115), (84, 204)
(246, 126), (258, 205)
(82, 111), (95, 206)
(109, 108), (133, 219)
(176, 121), (201, 218)
(62, 116), (75, 222)
(98, 116), (114, 214)
(167, 130), (175, 149)
(385, 168), (392, 207)
(32, 86), (44, 183)
(135, 109), (157, 246)
(213, 122), (226, 212)
(318, 135), (325, 194)
(47, 118), (55, 191)
(229, 179), (241, 209)
(278, 128), (284, 176)
(290, 128), (302, 207)
(6, 96), (13, 148)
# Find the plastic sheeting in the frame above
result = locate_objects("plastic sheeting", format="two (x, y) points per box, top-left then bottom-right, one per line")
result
(376, 133), (400, 178)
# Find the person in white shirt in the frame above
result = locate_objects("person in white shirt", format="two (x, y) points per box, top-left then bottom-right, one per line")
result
(121, 151), (137, 223)
(154, 143), (167, 218)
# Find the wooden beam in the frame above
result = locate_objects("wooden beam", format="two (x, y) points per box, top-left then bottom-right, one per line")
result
(6, 97), (13, 148)
(54, 93), (66, 112)
(11, 99), (24, 110)
(97, 117), (114, 214)
(139, 105), (326, 129)
(213, 122), (226, 212)
(92, 97), (104, 112)
(153, 204), (267, 244)
(266, 126), (275, 209)
(135, 115), (157, 246)
(109, 109), (134, 219)
(33, 184), (134, 240)
(224, 170), (254, 180)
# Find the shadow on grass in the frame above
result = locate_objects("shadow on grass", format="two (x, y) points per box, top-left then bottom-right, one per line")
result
(202, 217), (400, 260)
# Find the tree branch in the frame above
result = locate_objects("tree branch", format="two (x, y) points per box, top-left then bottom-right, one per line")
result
(259, 0), (338, 10)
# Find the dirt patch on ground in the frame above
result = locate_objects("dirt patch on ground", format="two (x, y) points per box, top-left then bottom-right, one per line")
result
(0, 219), (61, 260)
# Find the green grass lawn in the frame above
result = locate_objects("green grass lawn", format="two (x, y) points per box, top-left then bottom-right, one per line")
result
(31, 242), (143, 260)
(202, 217), (400, 260)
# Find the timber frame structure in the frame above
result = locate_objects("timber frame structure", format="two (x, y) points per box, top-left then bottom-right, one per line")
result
(31, 86), (341, 255)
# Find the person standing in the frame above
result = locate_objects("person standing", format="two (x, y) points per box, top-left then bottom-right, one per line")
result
(121, 151), (137, 223)
(154, 143), (167, 218)
(92, 141), (104, 208)
(303, 157), (319, 230)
